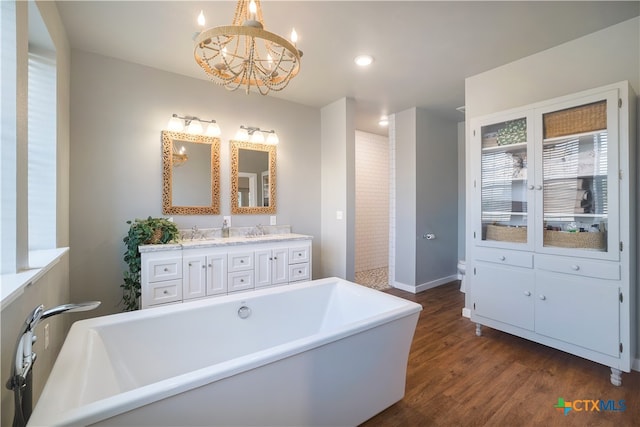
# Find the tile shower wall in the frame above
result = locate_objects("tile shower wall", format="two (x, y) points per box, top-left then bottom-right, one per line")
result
(355, 130), (389, 272)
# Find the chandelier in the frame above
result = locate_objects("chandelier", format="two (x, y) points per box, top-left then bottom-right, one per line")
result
(194, 0), (302, 95)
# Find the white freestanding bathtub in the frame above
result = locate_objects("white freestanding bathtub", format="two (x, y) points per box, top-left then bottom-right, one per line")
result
(29, 277), (422, 426)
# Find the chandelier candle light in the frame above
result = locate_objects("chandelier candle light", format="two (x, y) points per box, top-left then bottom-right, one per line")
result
(194, 0), (302, 95)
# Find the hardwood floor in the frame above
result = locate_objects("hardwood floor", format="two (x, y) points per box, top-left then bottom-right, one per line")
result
(361, 281), (640, 427)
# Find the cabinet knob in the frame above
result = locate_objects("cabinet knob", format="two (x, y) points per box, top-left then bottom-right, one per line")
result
(298, 253), (302, 256)
(188, 263), (192, 267)
(163, 290), (169, 295)
(528, 185), (534, 190)
(269, 257), (273, 261)
(298, 270), (302, 274)
(524, 291), (531, 296)
(571, 265), (580, 271)
(274, 256), (278, 260)
(202, 265), (206, 269)
(240, 260), (244, 263)
(498, 255), (506, 261)
(208, 264), (212, 268)
(536, 185), (542, 190)
(539, 295), (546, 301)
(240, 279), (244, 283)
(164, 268), (169, 272)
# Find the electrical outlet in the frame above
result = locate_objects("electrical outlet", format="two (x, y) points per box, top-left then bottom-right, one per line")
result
(270, 216), (277, 225)
(44, 323), (50, 350)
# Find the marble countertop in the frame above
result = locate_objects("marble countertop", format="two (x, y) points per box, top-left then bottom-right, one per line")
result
(139, 233), (313, 253)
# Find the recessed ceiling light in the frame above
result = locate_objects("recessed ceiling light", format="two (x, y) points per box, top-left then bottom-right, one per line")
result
(354, 55), (374, 67)
(378, 116), (389, 126)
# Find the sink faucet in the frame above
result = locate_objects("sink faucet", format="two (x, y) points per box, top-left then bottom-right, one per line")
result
(7, 301), (101, 427)
(190, 225), (199, 240)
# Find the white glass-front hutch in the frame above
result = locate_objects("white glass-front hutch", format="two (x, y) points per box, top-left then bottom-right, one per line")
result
(469, 82), (636, 385)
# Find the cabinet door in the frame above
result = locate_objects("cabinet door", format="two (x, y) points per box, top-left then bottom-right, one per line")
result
(472, 112), (534, 250)
(271, 248), (289, 285)
(472, 263), (534, 331)
(534, 89), (620, 260)
(254, 249), (272, 288)
(535, 271), (620, 357)
(183, 255), (207, 300)
(206, 254), (227, 296)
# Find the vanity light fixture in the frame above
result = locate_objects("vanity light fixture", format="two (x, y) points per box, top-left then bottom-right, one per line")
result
(167, 114), (221, 137)
(235, 125), (279, 144)
(194, 0), (302, 95)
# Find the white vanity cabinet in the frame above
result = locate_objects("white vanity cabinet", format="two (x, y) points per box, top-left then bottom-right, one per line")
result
(468, 82), (636, 385)
(140, 234), (312, 309)
(255, 246), (289, 289)
(141, 249), (183, 306)
(227, 250), (255, 293)
(182, 252), (227, 300)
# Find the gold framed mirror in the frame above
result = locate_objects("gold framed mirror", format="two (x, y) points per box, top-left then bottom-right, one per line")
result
(231, 140), (276, 214)
(162, 130), (220, 215)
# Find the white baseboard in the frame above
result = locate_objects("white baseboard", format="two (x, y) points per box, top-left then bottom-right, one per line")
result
(633, 357), (640, 372)
(462, 307), (471, 318)
(415, 274), (459, 293)
(393, 274), (459, 294)
(392, 281), (418, 293)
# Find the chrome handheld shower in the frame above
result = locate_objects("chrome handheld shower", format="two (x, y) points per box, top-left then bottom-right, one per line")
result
(6, 301), (101, 427)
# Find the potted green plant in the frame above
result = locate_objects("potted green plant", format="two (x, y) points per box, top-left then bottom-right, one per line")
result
(121, 217), (179, 311)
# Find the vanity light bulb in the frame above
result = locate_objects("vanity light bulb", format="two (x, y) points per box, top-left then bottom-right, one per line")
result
(249, 0), (257, 17)
(291, 28), (298, 45)
(205, 122), (221, 137)
(187, 120), (203, 135)
(266, 132), (279, 145)
(167, 116), (184, 131)
(250, 131), (265, 144)
(197, 10), (206, 27)
(235, 127), (249, 141)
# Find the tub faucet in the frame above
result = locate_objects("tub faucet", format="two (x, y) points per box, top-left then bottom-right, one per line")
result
(7, 301), (101, 427)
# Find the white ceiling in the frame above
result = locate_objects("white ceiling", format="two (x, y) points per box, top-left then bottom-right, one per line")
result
(55, 1), (639, 134)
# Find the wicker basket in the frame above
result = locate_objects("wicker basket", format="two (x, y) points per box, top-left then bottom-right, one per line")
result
(147, 228), (163, 244)
(485, 224), (527, 243)
(543, 100), (606, 139)
(543, 230), (605, 250)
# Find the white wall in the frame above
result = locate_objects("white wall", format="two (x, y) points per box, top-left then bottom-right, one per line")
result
(69, 51), (321, 317)
(415, 109), (459, 289)
(1, 1), (72, 425)
(394, 108), (417, 287)
(355, 130), (389, 272)
(320, 98), (356, 279)
(465, 17), (640, 362)
(393, 107), (459, 292)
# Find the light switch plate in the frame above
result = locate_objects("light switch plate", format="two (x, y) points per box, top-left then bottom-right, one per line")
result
(336, 211), (343, 220)
(270, 216), (277, 225)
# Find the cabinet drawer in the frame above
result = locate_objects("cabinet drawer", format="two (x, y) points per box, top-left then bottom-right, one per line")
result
(289, 246), (310, 264)
(536, 254), (620, 280)
(475, 247), (533, 268)
(146, 279), (182, 306)
(146, 257), (182, 282)
(228, 271), (254, 293)
(228, 252), (253, 272)
(289, 263), (310, 282)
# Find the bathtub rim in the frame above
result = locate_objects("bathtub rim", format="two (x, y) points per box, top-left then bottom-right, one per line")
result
(30, 277), (422, 426)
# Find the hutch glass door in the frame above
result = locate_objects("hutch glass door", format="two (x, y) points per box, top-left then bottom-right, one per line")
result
(479, 116), (531, 245)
